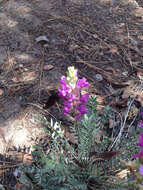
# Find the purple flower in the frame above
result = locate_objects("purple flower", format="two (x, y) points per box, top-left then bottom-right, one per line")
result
(139, 165), (143, 176)
(60, 76), (66, 85)
(141, 112), (143, 117)
(58, 88), (67, 97)
(64, 101), (71, 108)
(80, 93), (89, 103)
(77, 77), (89, 88)
(58, 77), (71, 98)
(137, 133), (143, 148)
(64, 106), (70, 115)
(58, 67), (89, 122)
(76, 113), (81, 121)
(131, 177), (136, 181)
(133, 149), (143, 159)
(140, 121), (143, 128)
(77, 104), (88, 114)
(68, 94), (75, 103)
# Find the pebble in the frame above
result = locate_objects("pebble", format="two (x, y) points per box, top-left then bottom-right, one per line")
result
(35, 35), (49, 43)
(95, 74), (103, 81)
(122, 71), (128, 76)
(44, 64), (54, 70)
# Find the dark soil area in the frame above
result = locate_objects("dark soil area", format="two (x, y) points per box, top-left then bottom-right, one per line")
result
(0, 0), (143, 189)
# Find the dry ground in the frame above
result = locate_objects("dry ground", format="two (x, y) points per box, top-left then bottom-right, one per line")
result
(0, 0), (143, 189)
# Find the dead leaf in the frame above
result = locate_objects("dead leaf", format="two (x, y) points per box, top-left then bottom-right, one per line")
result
(109, 119), (114, 129)
(90, 95), (104, 105)
(116, 169), (129, 179)
(110, 99), (128, 108)
(44, 65), (54, 70)
(23, 154), (33, 165)
(137, 71), (143, 80)
(109, 46), (118, 54)
(83, 45), (90, 50)
(0, 128), (6, 143)
(128, 105), (138, 119)
(105, 0), (110, 5)
(15, 183), (23, 188)
(0, 88), (4, 96)
(22, 71), (36, 82)
(122, 85), (133, 99)
(138, 35), (143, 40)
(11, 77), (19, 82)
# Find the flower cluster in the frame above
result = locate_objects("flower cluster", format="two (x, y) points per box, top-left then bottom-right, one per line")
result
(58, 66), (89, 121)
(133, 112), (143, 176)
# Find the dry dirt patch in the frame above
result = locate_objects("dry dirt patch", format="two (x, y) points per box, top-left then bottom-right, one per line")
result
(0, 0), (143, 188)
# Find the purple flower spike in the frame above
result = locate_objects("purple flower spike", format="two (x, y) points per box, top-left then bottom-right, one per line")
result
(131, 177), (136, 181)
(140, 121), (143, 128)
(80, 93), (89, 103)
(77, 77), (89, 88)
(76, 113), (81, 121)
(58, 88), (67, 97)
(60, 76), (66, 84)
(58, 67), (89, 122)
(141, 112), (143, 117)
(133, 149), (143, 159)
(77, 104), (88, 114)
(137, 133), (143, 148)
(139, 165), (143, 176)
(64, 107), (70, 115)
(64, 101), (71, 109)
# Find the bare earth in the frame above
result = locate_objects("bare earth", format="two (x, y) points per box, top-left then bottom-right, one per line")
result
(0, 0), (143, 188)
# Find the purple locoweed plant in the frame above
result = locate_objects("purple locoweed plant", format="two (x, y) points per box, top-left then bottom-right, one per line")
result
(130, 113), (143, 184)
(139, 121), (143, 128)
(58, 66), (89, 121)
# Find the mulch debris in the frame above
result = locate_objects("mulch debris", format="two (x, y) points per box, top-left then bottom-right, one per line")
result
(0, 0), (143, 189)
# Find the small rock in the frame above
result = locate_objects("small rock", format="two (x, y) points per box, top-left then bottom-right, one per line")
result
(0, 88), (4, 96)
(122, 71), (128, 76)
(43, 43), (49, 48)
(35, 35), (49, 43)
(44, 64), (54, 70)
(95, 74), (103, 81)
(24, 68), (28, 71)
(19, 64), (23, 68)
(93, 34), (98, 38)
